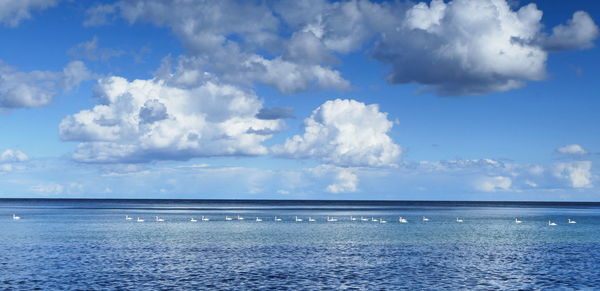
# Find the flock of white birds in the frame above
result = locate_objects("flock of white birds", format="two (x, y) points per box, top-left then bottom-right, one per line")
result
(9, 214), (578, 226)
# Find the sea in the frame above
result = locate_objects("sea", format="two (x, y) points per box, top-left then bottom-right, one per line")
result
(1, 199), (599, 290)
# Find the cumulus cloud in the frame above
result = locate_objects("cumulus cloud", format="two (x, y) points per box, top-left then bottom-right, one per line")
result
(59, 76), (285, 163)
(556, 144), (588, 155)
(543, 11), (599, 51)
(273, 99), (401, 167)
(475, 176), (512, 192)
(374, 0), (550, 95)
(0, 0), (57, 27)
(553, 161), (592, 188)
(0, 60), (93, 108)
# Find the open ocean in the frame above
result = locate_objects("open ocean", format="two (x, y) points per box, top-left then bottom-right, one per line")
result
(1, 199), (600, 290)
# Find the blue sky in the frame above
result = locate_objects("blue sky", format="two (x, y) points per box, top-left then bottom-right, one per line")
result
(0, 0), (598, 201)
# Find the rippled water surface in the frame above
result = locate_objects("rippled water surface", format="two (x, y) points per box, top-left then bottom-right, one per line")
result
(1, 199), (600, 290)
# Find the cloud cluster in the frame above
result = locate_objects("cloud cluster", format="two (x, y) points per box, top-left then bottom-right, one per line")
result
(0, 61), (93, 108)
(0, 0), (57, 27)
(85, 0), (598, 96)
(403, 158), (593, 191)
(273, 99), (401, 167)
(0, 149), (28, 172)
(59, 76), (285, 163)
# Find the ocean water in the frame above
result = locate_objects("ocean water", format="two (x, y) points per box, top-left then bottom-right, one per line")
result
(1, 199), (600, 290)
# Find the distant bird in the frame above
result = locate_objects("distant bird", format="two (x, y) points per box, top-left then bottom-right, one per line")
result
(568, 219), (577, 224)
(422, 216), (430, 222)
(125, 215), (132, 221)
(274, 216), (282, 222)
(295, 216), (303, 222)
(12, 214), (21, 220)
(136, 217), (144, 222)
(548, 220), (557, 226)
(308, 217), (316, 222)
(399, 217), (408, 223)
(256, 217), (263, 222)
(360, 217), (368, 222)
(350, 216), (357, 221)
(190, 217), (197, 222)
(380, 218), (387, 224)
(236, 215), (244, 221)
(456, 218), (464, 223)
(371, 217), (378, 222)
(155, 216), (165, 222)
(201, 216), (209, 222)
(514, 218), (522, 224)
(327, 217), (338, 222)
(225, 216), (233, 221)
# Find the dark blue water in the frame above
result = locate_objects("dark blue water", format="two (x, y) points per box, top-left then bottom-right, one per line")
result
(1, 199), (600, 290)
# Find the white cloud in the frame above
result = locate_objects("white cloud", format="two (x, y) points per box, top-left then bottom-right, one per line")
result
(0, 149), (28, 163)
(474, 176), (512, 192)
(327, 168), (358, 193)
(31, 183), (64, 194)
(374, 0), (549, 95)
(553, 161), (592, 188)
(556, 144), (588, 155)
(59, 76), (285, 163)
(0, 60), (93, 108)
(0, 149), (28, 173)
(0, 0), (57, 27)
(544, 11), (599, 51)
(273, 99), (401, 167)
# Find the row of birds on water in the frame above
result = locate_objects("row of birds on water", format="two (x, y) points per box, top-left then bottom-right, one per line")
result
(117, 215), (577, 226)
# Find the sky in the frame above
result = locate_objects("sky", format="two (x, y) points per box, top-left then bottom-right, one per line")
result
(0, 0), (598, 201)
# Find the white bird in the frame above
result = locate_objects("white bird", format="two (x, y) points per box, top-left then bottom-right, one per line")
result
(327, 216), (338, 222)
(350, 216), (357, 221)
(295, 216), (303, 222)
(125, 215), (132, 221)
(136, 217), (144, 222)
(568, 219), (577, 224)
(190, 217), (197, 222)
(155, 216), (165, 222)
(399, 217), (408, 223)
(360, 217), (368, 222)
(380, 218), (387, 224)
(548, 220), (557, 226)
(515, 218), (523, 224)
(236, 215), (244, 221)
(308, 217), (316, 222)
(225, 216), (233, 221)
(12, 214), (21, 220)
(422, 216), (430, 222)
(371, 217), (378, 222)
(456, 218), (464, 223)
(274, 216), (282, 222)
(201, 216), (209, 222)
(256, 217), (263, 222)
